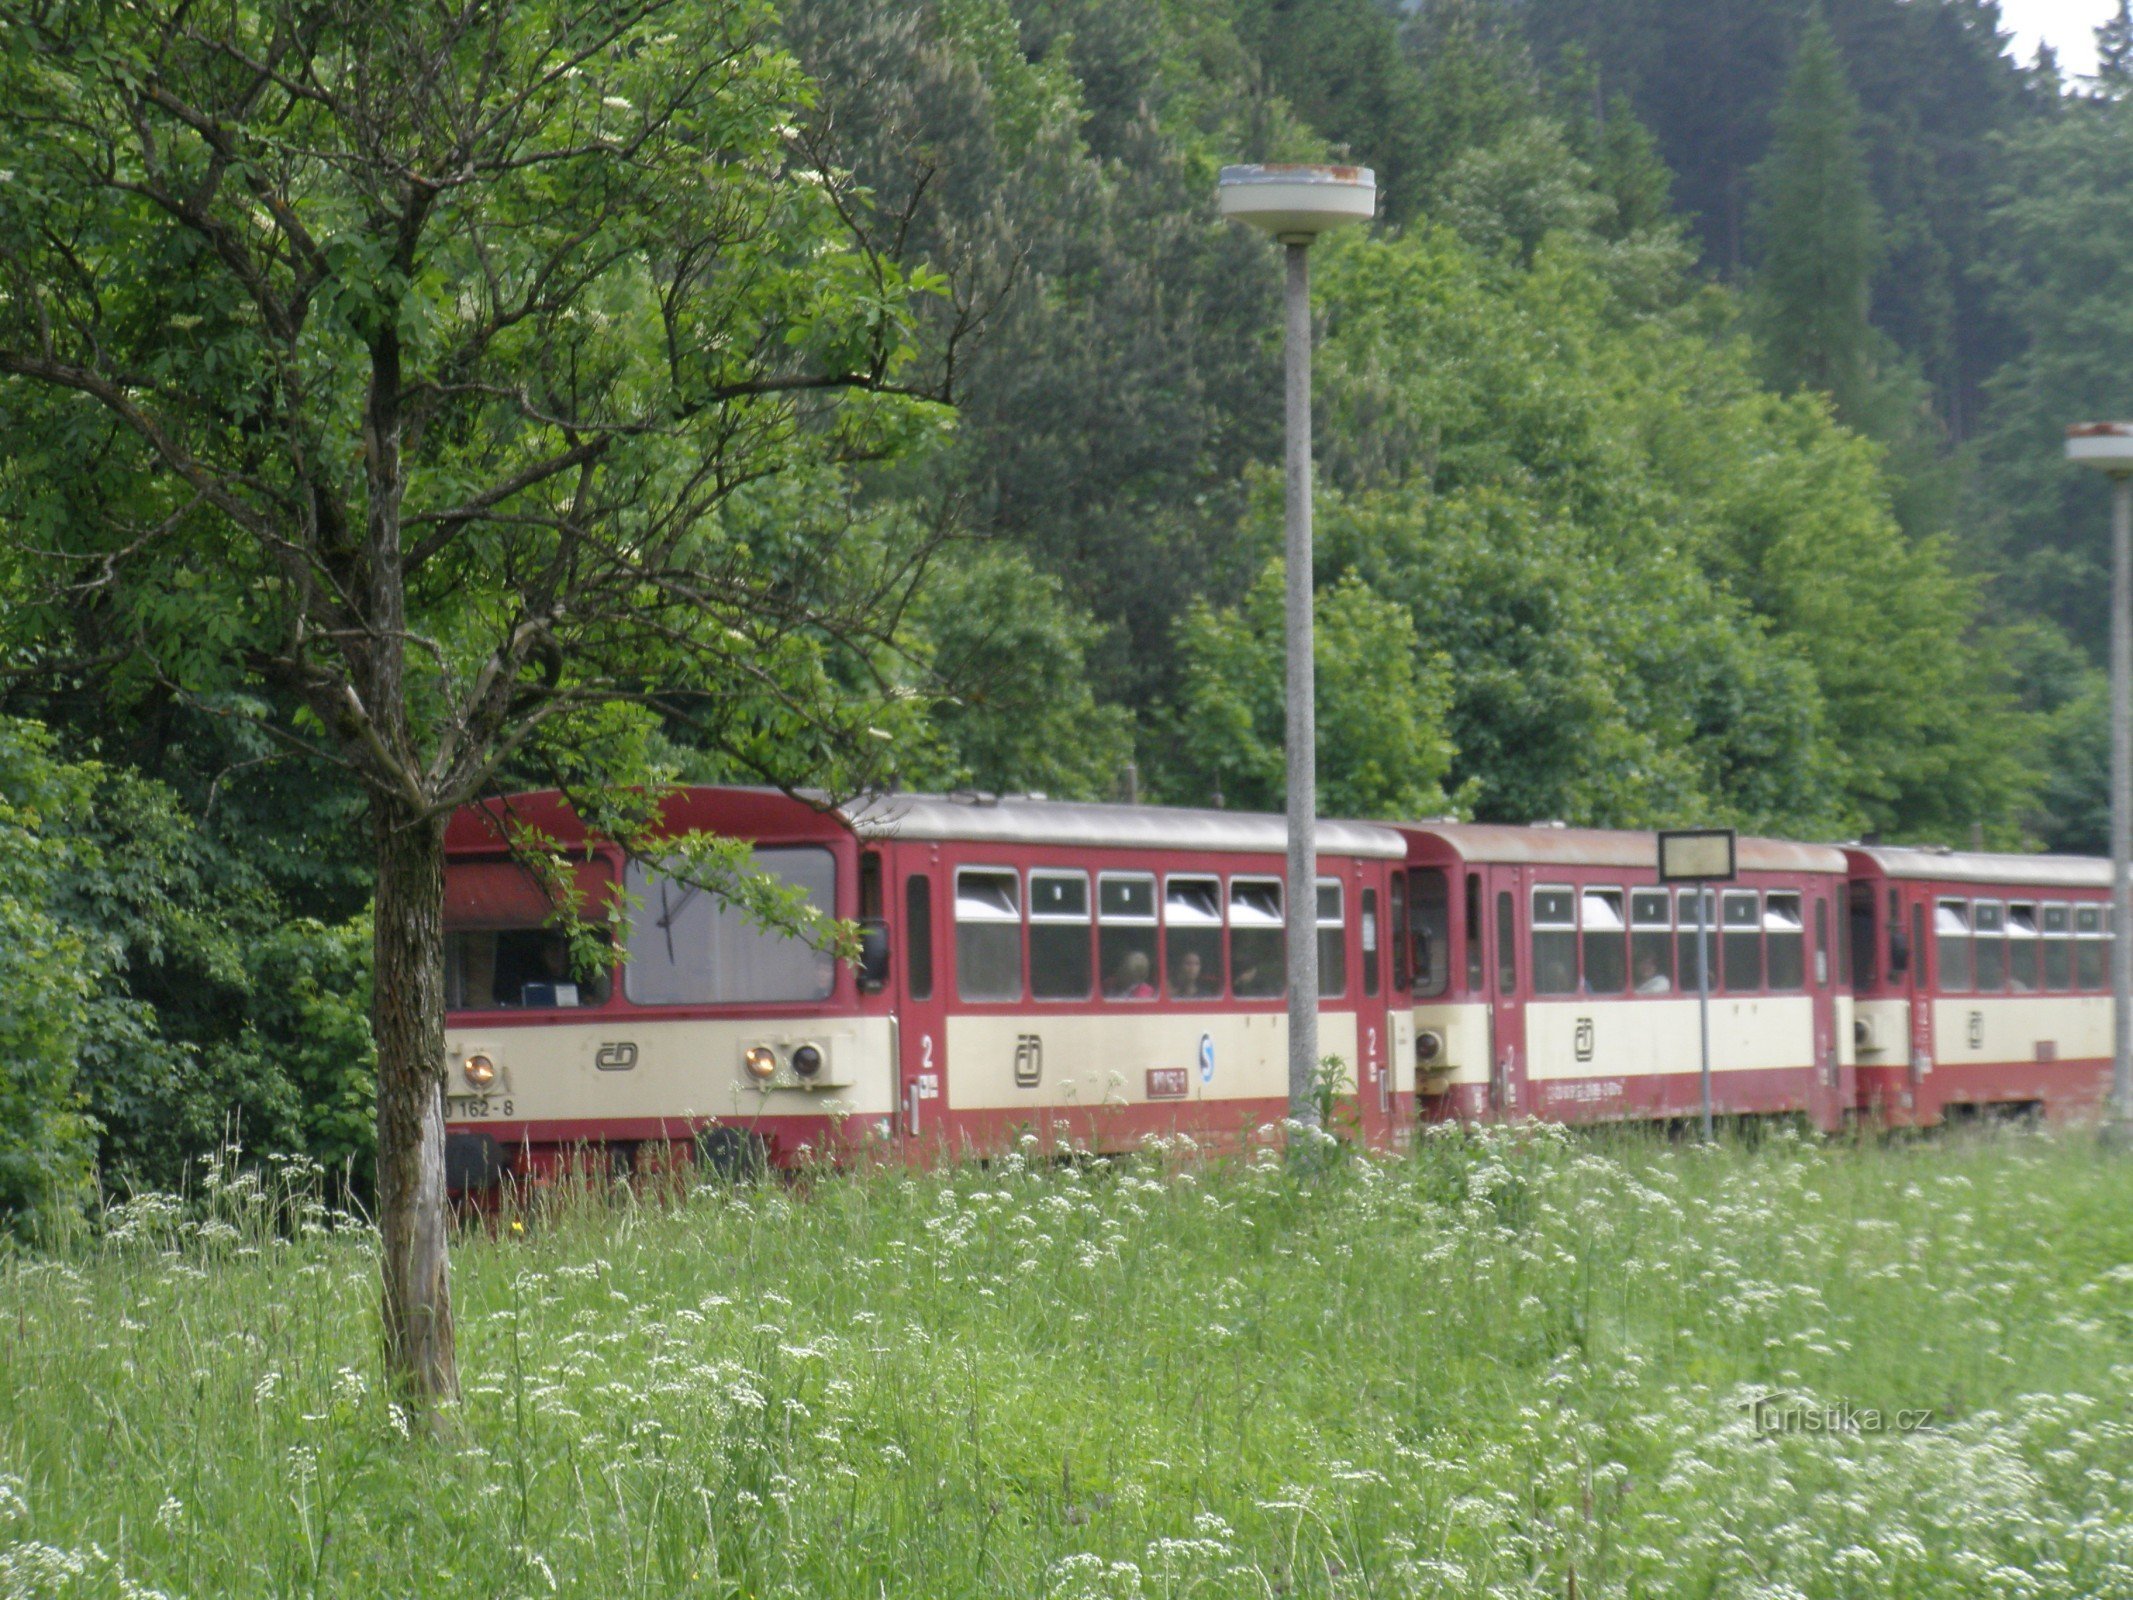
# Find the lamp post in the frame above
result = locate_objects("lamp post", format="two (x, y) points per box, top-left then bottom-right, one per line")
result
(1217, 163), (1376, 1127)
(2067, 421), (2133, 1144)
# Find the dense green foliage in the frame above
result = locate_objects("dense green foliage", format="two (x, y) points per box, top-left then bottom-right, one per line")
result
(2, 0), (2123, 1196)
(5, 1132), (2133, 1595)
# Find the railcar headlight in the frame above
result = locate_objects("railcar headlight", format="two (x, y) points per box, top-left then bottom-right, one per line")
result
(791, 1044), (824, 1080)
(743, 1045), (779, 1082)
(463, 1053), (497, 1089)
(1416, 1031), (1444, 1064)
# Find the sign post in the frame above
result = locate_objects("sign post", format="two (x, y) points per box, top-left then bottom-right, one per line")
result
(1659, 829), (1738, 1141)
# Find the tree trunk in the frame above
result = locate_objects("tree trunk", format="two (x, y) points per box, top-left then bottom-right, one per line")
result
(372, 798), (459, 1408)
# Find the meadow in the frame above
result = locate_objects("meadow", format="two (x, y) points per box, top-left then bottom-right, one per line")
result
(4, 1126), (2133, 1599)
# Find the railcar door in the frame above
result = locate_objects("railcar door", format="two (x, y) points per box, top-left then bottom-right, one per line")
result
(1809, 886), (1840, 1129)
(1489, 868), (1526, 1118)
(1905, 893), (1933, 1105)
(896, 857), (948, 1151)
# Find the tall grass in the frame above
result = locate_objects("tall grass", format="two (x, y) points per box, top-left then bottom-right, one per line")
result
(3, 1126), (2133, 1597)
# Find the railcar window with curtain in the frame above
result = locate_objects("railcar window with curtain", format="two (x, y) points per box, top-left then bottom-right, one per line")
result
(1764, 892), (1805, 991)
(447, 857), (616, 1009)
(954, 868), (1023, 1002)
(1317, 882), (1348, 999)
(2043, 903), (2073, 990)
(1028, 870), (1092, 1000)
(1814, 897), (1830, 988)
(2077, 904), (2107, 989)
(1165, 876), (1222, 1000)
(1229, 879), (1285, 998)
(623, 849), (834, 1005)
(1630, 889), (1672, 992)
(1098, 874), (1158, 1002)
(1465, 874), (1485, 990)
(1936, 899), (1973, 992)
(1580, 888), (1627, 994)
(1971, 900), (2007, 992)
(1410, 870), (1448, 997)
(2007, 902), (2039, 992)
(1722, 890), (1762, 991)
(1531, 887), (1577, 995)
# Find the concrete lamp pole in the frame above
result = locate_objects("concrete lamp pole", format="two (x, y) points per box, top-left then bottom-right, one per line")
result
(1217, 163), (1376, 1129)
(2068, 422), (2133, 1146)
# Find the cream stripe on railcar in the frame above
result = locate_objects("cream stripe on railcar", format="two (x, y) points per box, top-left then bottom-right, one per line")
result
(443, 1017), (899, 1125)
(1525, 997), (1815, 1080)
(944, 1012), (1360, 1111)
(1930, 995), (2111, 1072)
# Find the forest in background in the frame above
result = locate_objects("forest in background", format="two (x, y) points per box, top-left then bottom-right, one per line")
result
(4, 0), (2133, 1211)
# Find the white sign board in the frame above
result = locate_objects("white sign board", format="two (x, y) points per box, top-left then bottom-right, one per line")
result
(1657, 829), (1737, 883)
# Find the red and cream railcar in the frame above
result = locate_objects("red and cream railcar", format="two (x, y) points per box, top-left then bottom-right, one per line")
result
(1844, 847), (2114, 1125)
(440, 788), (1412, 1188)
(1393, 825), (1856, 1129)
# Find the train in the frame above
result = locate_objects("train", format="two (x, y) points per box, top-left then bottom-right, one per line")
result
(439, 787), (2116, 1191)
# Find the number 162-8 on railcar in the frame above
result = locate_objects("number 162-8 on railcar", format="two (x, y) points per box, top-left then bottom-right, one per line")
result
(440, 788), (1416, 1189)
(1389, 824), (1857, 1129)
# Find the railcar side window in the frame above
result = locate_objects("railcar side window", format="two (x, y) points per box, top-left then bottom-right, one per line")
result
(1098, 874), (1158, 1002)
(1229, 879), (1286, 998)
(1630, 889), (1673, 993)
(2077, 904), (2106, 990)
(1496, 891), (1516, 994)
(1972, 900), (2007, 992)
(1722, 890), (1763, 991)
(1888, 889), (1910, 977)
(906, 875), (934, 1001)
(954, 868), (1023, 1003)
(2043, 902), (2073, 990)
(1677, 888), (1713, 990)
(1165, 876), (1223, 1000)
(2008, 903), (2039, 992)
(1411, 870), (1449, 997)
(1317, 882), (1349, 999)
(1847, 885), (1876, 989)
(447, 927), (613, 1009)
(1029, 871), (1093, 1001)
(623, 848), (837, 1006)
(1765, 892), (1805, 992)
(1531, 886), (1577, 995)
(1361, 888), (1381, 997)
(1581, 888), (1627, 994)
(1814, 897), (1830, 988)
(1936, 899), (1973, 993)
(1465, 874), (1485, 990)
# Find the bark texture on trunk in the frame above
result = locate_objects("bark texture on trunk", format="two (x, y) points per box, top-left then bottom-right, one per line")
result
(372, 799), (459, 1407)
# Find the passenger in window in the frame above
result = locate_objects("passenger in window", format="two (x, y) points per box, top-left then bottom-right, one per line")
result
(1635, 951), (1672, 994)
(1105, 950), (1157, 1000)
(1169, 949), (1211, 999)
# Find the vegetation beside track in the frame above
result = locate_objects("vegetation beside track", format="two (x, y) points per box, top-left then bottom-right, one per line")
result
(4, 1127), (2132, 1598)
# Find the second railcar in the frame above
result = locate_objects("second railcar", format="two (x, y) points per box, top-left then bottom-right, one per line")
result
(1392, 824), (1855, 1129)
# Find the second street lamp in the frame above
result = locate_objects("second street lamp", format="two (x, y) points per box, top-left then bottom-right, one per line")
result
(2067, 421), (2133, 1146)
(1217, 163), (1376, 1128)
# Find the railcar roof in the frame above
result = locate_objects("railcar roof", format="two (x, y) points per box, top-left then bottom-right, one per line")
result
(1847, 845), (2110, 889)
(1397, 822), (1848, 876)
(843, 793), (1408, 859)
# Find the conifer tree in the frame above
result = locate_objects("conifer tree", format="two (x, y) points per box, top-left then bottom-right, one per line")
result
(1748, 9), (1882, 420)
(2099, 0), (2133, 97)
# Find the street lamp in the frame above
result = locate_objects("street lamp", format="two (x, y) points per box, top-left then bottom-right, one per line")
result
(1218, 163), (1377, 1128)
(2067, 420), (2133, 1144)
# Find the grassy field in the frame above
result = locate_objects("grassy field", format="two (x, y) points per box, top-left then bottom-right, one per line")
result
(5, 1126), (2133, 1599)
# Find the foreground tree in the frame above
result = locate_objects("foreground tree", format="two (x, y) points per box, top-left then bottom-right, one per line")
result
(0, 1), (950, 1409)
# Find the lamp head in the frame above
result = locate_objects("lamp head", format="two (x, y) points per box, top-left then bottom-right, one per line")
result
(1217, 164), (1376, 243)
(2066, 422), (2133, 476)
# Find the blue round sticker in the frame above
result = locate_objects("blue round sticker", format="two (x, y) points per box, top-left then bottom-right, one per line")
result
(1199, 1032), (1215, 1085)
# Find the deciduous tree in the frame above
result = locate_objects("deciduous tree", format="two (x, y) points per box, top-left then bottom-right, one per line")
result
(0, 0), (951, 1409)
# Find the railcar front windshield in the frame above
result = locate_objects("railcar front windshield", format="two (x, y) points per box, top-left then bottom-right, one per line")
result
(624, 848), (839, 1005)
